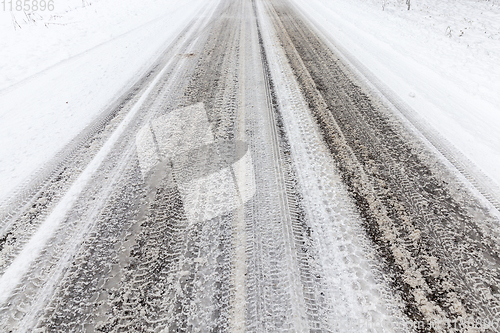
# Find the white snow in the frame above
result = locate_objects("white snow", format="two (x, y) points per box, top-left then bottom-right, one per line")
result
(0, 0), (208, 203)
(291, 0), (500, 192)
(0, 25), (199, 305)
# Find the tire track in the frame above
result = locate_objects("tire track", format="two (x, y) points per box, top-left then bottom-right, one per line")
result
(253, 1), (330, 330)
(265, 0), (500, 330)
(0, 8), (207, 280)
(0, 4), (216, 331)
(81, 1), (243, 331)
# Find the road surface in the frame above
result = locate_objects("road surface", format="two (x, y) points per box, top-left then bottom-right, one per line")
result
(1, 0), (500, 332)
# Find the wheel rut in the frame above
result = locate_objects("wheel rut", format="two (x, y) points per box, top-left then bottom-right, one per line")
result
(265, 0), (500, 330)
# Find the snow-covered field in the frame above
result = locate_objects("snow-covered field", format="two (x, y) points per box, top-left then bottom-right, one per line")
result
(0, 0), (203, 89)
(292, 0), (500, 196)
(0, 0), (208, 202)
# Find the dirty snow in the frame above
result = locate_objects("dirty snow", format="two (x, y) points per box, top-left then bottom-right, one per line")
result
(292, 0), (500, 192)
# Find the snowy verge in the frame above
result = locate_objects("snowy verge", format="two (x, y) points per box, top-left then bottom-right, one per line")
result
(291, 0), (500, 194)
(0, 0), (202, 89)
(0, 0), (209, 203)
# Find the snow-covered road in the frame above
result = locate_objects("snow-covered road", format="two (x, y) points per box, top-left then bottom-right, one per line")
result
(1, 0), (500, 331)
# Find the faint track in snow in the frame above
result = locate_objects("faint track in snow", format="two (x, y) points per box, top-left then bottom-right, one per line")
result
(250, 0), (333, 330)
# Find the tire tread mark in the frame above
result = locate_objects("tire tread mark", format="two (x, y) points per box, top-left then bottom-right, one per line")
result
(266, 0), (500, 330)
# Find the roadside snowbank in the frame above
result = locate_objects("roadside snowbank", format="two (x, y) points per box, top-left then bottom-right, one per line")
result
(0, 0), (200, 89)
(0, 0), (207, 202)
(291, 0), (500, 191)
